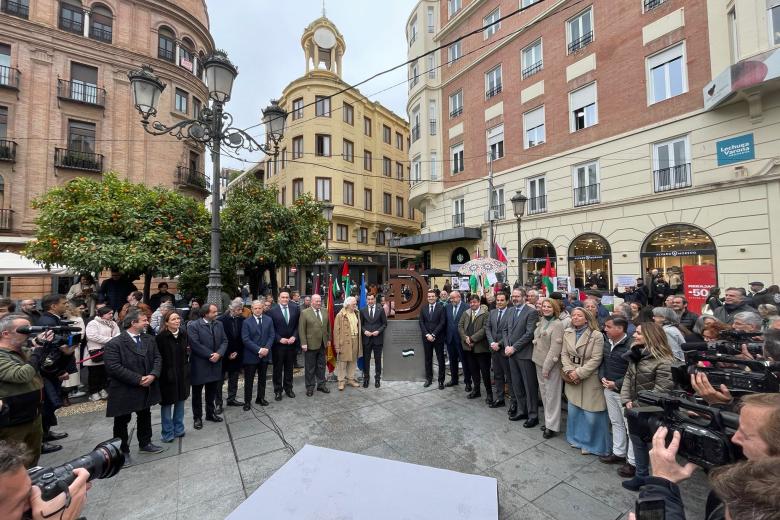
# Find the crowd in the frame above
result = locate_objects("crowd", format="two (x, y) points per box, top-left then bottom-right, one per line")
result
(1, 269), (779, 519)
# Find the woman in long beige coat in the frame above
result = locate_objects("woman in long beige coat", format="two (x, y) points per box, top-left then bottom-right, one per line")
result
(532, 298), (565, 438)
(561, 307), (610, 457)
(333, 296), (363, 390)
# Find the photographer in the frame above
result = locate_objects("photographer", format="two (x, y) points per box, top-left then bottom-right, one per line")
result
(0, 441), (89, 520)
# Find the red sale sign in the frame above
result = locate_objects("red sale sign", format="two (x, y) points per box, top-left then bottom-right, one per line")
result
(683, 265), (717, 314)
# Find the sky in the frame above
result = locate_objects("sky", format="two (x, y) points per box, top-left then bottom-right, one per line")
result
(206, 0), (418, 173)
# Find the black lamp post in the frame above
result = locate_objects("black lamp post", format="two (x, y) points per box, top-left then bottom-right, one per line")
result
(384, 227), (393, 283)
(511, 191), (528, 287)
(322, 202), (334, 292)
(128, 51), (288, 310)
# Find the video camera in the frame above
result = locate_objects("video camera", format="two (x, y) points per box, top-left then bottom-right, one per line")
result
(28, 438), (125, 502)
(672, 345), (780, 395)
(625, 391), (742, 469)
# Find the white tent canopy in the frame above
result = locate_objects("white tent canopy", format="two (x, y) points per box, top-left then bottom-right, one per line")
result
(0, 252), (73, 276)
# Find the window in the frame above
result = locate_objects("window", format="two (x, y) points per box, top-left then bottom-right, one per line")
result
(567, 8), (593, 53)
(487, 124), (504, 160)
(364, 116), (372, 136)
(315, 95), (330, 117)
(451, 143), (464, 174)
(490, 187), (505, 219)
(428, 100), (437, 135)
(376, 230), (386, 245)
(343, 102), (354, 125)
(522, 0), (541, 6)
(409, 61), (419, 89)
(315, 134), (331, 157)
(292, 98), (304, 120)
(358, 227), (368, 244)
(292, 178), (304, 200)
(647, 43), (687, 104)
(771, 3), (780, 46)
(383, 192), (392, 214)
(342, 139), (354, 162)
(68, 120), (96, 153)
(448, 0), (462, 18)
(193, 97), (202, 119)
(383, 157), (392, 176)
(395, 132), (404, 150)
(396, 162), (404, 180)
(336, 224), (348, 241)
(728, 9), (739, 63)
(292, 136), (303, 159)
(364, 188), (372, 211)
(382, 125), (391, 144)
(281, 148), (286, 169)
(449, 90), (463, 118)
(1, 0), (29, 18)
(409, 16), (418, 46)
(573, 161), (599, 206)
(175, 88), (188, 114)
(484, 8), (500, 39)
(453, 198), (465, 227)
(570, 82), (597, 131)
(280, 186), (287, 205)
(527, 176), (547, 214)
(158, 27), (175, 62)
(427, 54), (436, 79)
(179, 38), (195, 73)
(363, 150), (373, 171)
(427, 6), (435, 32)
(411, 156), (422, 183)
(409, 206), (415, 220)
(430, 152), (438, 180)
(0, 106), (7, 138)
(0, 275), (9, 298)
(0, 44), (10, 73)
(448, 41), (462, 64)
(59, 0), (84, 35)
(653, 136), (691, 192)
(644, 0), (667, 11)
(69, 62), (99, 104)
(485, 65), (502, 98)
(411, 106), (421, 142)
(524, 106), (545, 148)
(522, 39), (543, 78)
(89, 4), (113, 43)
(315, 177), (331, 201)
(396, 196), (404, 217)
(343, 181), (354, 205)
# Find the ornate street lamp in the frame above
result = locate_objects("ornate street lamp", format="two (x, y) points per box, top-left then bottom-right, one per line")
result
(511, 191), (528, 287)
(128, 51), (288, 310)
(322, 202), (334, 291)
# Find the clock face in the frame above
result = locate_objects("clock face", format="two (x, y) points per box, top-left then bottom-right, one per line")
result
(456, 253), (465, 263)
(314, 27), (337, 49)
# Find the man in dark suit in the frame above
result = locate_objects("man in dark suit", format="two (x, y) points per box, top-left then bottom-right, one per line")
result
(359, 293), (387, 388)
(419, 289), (446, 389)
(104, 308), (163, 464)
(486, 292), (511, 408)
(241, 300), (275, 409)
(444, 290), (469, 390)
(187, 304), (227, 430)
(216, 298), (245, 412)
(268, 290), (300, 401)
(504, 288), (540, 427)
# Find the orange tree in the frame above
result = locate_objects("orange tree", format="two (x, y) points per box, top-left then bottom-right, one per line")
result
(24, 172), (210, 300)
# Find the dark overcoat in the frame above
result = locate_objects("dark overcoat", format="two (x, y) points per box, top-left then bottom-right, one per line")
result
(187, 319), (228, 386)
(104, 332), (162, 417)
(155, 328), (191, 405)
(217, 313), (245, 371)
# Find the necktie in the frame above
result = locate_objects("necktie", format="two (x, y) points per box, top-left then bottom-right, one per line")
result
(370, 306), (374, 319)
(283, 306), (289, 324)
(453, 306), (457, 319)
(134, 335), (141, 348)
(498, 309), (503, 323)
(429, 304), (434, 315)
(256, 316), (261, 326)
(471, 311), (476, 323)
(316, 309), (321, 323)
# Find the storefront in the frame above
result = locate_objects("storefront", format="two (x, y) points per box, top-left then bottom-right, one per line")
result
(521, 239), (556, 287)
(568, 234), (612, 291)
(641, 224), (717, 291)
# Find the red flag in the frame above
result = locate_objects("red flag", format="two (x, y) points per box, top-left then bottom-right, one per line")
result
(341, 261), (349, 280)
(495, 241), (508, 264)
(326, 274), (336, 372)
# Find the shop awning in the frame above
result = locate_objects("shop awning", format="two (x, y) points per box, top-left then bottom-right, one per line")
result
(0, 252), (72, 276)
(396, 227), (482, 249)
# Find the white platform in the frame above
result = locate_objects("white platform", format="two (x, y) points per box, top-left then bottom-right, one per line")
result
(226, 444), (499, 520)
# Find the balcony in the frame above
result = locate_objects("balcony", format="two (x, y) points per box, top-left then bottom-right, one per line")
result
(653, 163), (691, 193)
(527, 195), (547, 215)
(89, 25), (112, 43)
(644, 0), (666, 11)
(57, 79), (106, 107)
(429, 119), (437, 135)
(177, 166), (209, 192)
(0, 208), (13, 231)
(54, 148), (103, 172)
(522, 61), (543, 79)
(0, 139), (17, 162)
(485, 84), (502, 99)
(574, 184), (600, 207)
(568, 31), (593, 53)
(158, 47), (175, 63)
(452, 213), (465, 228)
(0, 65), (21, 90)
(59, 14), (84, 35)
(1, 0), (28, 18)
(449, 106), (463, 119)
(411, 124), (420, 143)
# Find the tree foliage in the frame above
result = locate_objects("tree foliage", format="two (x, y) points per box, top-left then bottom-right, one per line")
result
(24, 172), (210, 282)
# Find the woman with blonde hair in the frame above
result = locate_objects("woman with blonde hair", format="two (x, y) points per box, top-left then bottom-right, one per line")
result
(333, 296), (363, 390)
(532, 298), (564, 439)
(620, 321), (675, 491)
(61, 300), (87, 403)
(561, 307), (610, 456)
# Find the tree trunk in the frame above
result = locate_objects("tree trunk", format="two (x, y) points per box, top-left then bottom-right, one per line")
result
(142, 269), (153, 303)
(269, 263), (279, 299)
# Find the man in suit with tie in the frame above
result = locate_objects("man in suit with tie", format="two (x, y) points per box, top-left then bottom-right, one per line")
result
(241, 300), (275, 409)
(486, 292), (511, 408)
(216, 298), (245, 412)
(504, 288), (540, 427)
(444, 290), (470, 391)
(419, 289), (446, 389)
(268, 290), (300, 401)
(359, 293), (387, 388)
(187, 304), (228, 430)
(298, 294), (331, 396)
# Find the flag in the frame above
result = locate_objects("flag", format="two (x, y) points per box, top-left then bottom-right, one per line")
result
(326, 274), (336, 373)
(469, 274), (478, 293)
(495, 241), (508, 264)
(359, 273), (367, 308)
(341, 261), (349, 282)
(344, 276), (352, 298)
(541, 255), (556, 296)
(332, 277), (340, 299)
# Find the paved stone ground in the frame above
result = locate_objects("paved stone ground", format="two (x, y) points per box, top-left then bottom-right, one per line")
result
(40, 377), (710, 520)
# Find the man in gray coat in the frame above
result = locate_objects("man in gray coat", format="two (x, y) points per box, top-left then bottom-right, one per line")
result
(486, 292), (511, 409)
(504, 288), (539, 427)
(187, 304), (227, 430)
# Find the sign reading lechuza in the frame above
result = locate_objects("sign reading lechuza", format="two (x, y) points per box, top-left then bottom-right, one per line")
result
(683, 264), (717, 315)
(717, 133), (755, 166)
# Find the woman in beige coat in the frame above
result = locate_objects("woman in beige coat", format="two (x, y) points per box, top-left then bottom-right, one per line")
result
(532, 298), (565, 439)
(333, 296), (363, 390)
(561, 307), (610, 457)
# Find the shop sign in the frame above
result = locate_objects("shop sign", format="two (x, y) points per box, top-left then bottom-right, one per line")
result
(683, 265), (717, 314)
(522, 257), (555, 262)
(717, 134), (755, 166)
(568, 255), (610, 261)
(641, 250), (715, 258)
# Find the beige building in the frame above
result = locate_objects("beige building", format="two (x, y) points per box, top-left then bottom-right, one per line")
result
(401, 0), (780, 301)
(248, 15), (419, 293)
(0, 0), (214, 299)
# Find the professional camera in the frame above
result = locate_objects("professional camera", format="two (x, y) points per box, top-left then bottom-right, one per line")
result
(28, 438), (125, 501)
(672, 350), (780, 394)
(718, 329), (764, 356)
(625, 391), (742, 469)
